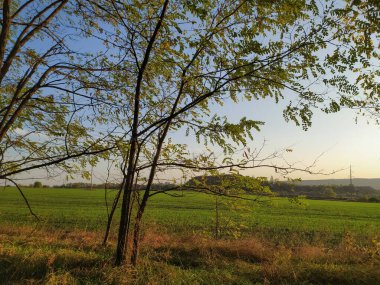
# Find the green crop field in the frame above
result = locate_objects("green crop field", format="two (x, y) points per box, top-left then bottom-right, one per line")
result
(1, 187), (379, 243)
(1, 187), (380, 284)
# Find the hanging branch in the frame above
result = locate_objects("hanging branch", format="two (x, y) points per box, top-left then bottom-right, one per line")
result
(6, 178), (40, 221)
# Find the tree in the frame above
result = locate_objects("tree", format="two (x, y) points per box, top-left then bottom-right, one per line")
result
(0, 0), (122, 189)
(4, 0), (378, 267)
(187, 174), (272, 239)
(33, 181), (42, 188)
(321, 0), (380, 121)
(324, 186), (337, 198)
(79, 0), (380, 266)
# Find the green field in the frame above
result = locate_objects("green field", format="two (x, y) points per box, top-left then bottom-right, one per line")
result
(1, 187), (379, 242)
(1, 187), (380, 284)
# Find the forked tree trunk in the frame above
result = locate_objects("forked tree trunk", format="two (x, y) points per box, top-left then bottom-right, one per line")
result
(115, 140), (138, 265)
(103, 170), (139, 246)
(114, 0), (170, 265)
(115, 185), (133, 264)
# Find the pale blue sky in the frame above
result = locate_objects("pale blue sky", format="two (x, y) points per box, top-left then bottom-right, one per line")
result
(166, 92), (380, 181)
(201, 97), (380, 180)
(40, 97), (380, 186)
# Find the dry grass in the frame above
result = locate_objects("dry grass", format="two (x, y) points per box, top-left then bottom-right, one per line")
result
(0, 226), (379, 284)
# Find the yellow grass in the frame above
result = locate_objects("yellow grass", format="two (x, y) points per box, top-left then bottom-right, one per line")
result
(1, 225), (379, 284)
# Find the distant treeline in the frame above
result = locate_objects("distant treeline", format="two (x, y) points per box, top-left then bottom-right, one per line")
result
(54, 183), (121, 189)
(186, 175), (380, 202)
(17, 175), (380, 202)
(265, 181), (380, 201)
(53, 182), (176, 191)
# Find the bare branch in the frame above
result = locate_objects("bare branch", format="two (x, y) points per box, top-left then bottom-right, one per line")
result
(6, 178), (40, 221)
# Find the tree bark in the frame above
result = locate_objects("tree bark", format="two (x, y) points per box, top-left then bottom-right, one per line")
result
(114, 141), (137, 265)
(114, 0), (170, 266)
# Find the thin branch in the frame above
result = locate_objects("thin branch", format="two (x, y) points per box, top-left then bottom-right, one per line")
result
(7, 178), (40, 221)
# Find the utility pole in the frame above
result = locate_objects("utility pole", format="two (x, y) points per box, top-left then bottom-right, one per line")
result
(349, 164), (355, 199)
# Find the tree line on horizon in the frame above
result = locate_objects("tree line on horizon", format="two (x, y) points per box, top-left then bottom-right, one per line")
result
(13, 174), (380, 202)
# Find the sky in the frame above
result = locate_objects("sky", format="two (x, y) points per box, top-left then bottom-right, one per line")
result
(201, 96), (380, 180)
(85, 97), (380, 185)
(16, 94), (380, 186)
(7, 0), (380, 186)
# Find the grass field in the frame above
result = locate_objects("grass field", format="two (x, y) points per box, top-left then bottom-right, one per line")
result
(0, 187), (379, 284)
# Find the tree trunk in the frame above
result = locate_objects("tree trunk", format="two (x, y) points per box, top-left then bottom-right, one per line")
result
(130, 205), (145, 266)
(115, 141), (137, 265)
(115, 183), (133, 265)
(114, 0), (169, 265)
(103, 185), (123, 245)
